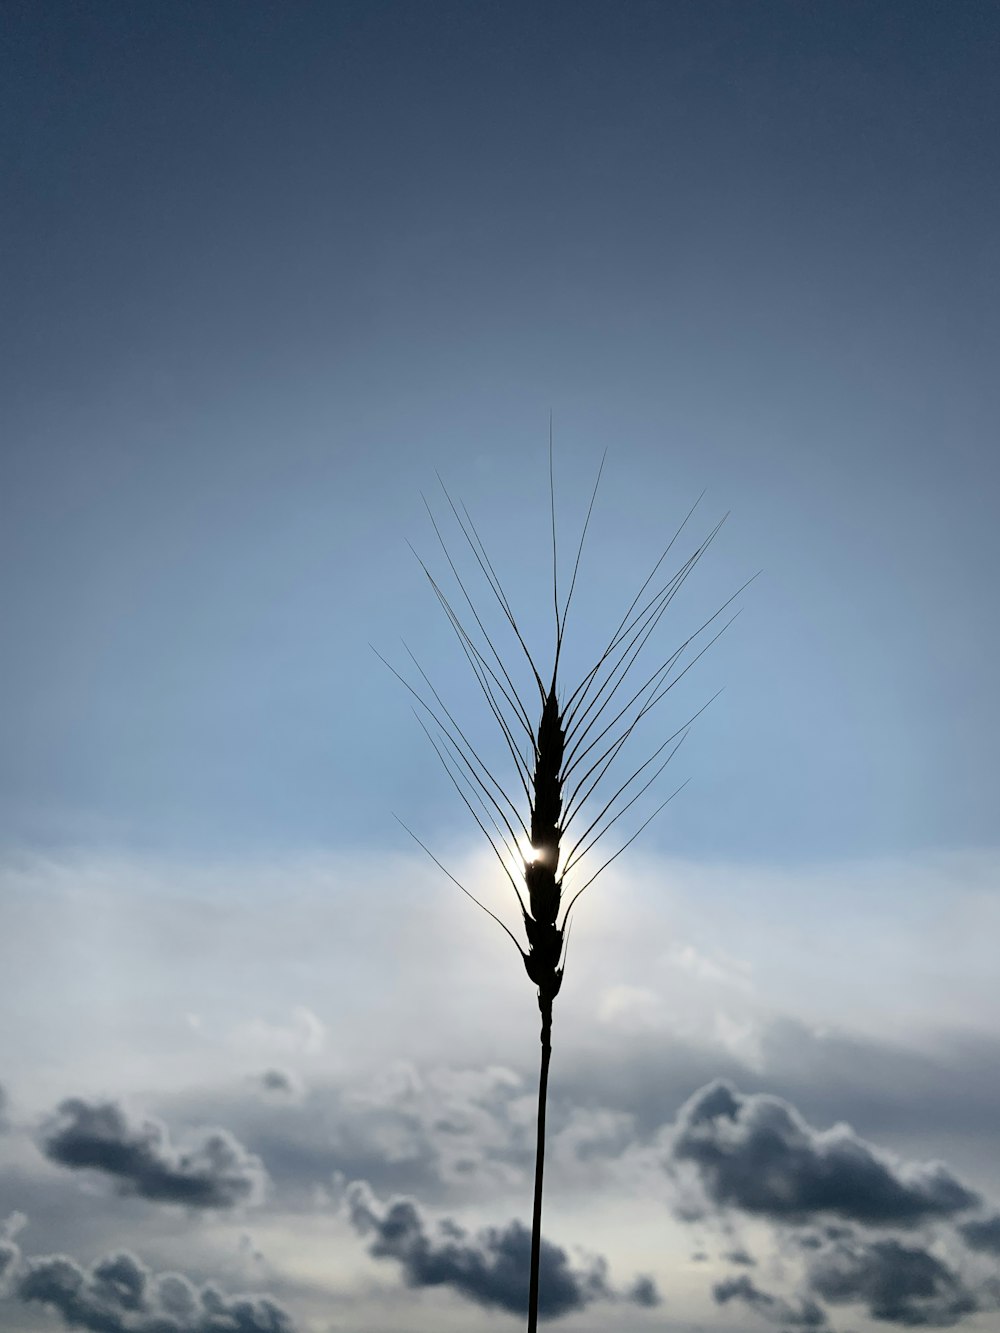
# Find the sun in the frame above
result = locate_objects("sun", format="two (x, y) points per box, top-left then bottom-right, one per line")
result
(520, 840), (542, 865)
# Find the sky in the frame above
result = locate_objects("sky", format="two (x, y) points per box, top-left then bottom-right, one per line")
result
(1, 3), (999, 1332)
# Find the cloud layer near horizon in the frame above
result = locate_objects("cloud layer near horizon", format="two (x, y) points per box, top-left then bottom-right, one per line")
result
(2, 1236), (297, 1333)
(3, 1055), (999, 1332)
(2, 847), (999, 1331)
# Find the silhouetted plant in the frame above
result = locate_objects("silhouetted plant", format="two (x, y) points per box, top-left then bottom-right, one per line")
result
(382, 447), (744, 1331)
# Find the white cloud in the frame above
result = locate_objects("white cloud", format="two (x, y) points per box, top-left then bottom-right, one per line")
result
(597, 984), (664, 1028)
(668, 942), (753, 991)
(2, 844), (999, 1114)
(233, 1007), (327, 1058)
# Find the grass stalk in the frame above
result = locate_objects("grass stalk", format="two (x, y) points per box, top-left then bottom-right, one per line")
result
(528, 993), (553, 1333)
(386, 448), (741, 1328)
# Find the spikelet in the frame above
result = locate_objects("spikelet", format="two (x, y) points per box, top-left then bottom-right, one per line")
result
(521, 681), (566, 1001)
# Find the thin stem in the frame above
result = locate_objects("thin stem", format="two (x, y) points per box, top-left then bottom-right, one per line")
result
(527, 995), (553, 1333)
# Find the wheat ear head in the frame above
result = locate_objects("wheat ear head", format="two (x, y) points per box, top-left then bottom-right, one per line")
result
(384, 447), (748, 1331)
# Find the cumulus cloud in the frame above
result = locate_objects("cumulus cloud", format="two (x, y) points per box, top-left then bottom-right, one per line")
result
(670, 1081), (979, 1226)
(957, 1214), (1000, 1256)
(12, 1246), (296, 1333)
(41, 1098), (266, 1209)
(713, 1273), (828, 1327)
(807, 1235), (978, 1327)
(345, 1179), (651, 1318)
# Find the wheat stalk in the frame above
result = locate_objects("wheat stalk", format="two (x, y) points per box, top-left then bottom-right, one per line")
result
(382, 446), (746, 1330)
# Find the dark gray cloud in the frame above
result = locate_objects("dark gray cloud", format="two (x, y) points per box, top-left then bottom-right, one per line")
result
(724, 1246), (756, 1266)
(345, 1179), (648, 1319)
(670, 1081), (979, 1227)
(713, 1273), (828, 1327)
(957, 1214), (1000, 1256)
(13, 1246), (296, 1333)
(41, 1098), (266, 1209)
(626, 1273), (661, 1307)
(257, 1070), (297, 1096)
(807, 1236), (978, 1327)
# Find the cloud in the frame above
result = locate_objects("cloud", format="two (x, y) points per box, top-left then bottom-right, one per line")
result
(41, 1098), (266, 1209)
(807, 1236), (978, 1327)
(0, 1081), (8, 1131)
(626, 1273), (662, 1307)
(256, 1069), (299, 1097)
(12, 1246), (297, 1333)
(235, 1007), (326, 1057)
(713, 1273), (828, 1327)
(724, 1246), (756, 1265)
(670, 1081), (979, 1226)
(794, 1225), (855, 1251)
(0, 1237), (20, 1288)
(957, 1214), (1000, 1256)
(344, 1179), (640, 1318)
(148, 1061), (533, 1213)
(326, 1062), (531, 1196)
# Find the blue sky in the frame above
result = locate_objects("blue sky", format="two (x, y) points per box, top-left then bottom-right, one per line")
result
(3, 0), (999, 863)
(1, 5), (999, 1333)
